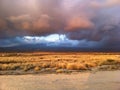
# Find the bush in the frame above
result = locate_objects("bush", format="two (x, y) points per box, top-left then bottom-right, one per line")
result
(34, 66), (41, 71)
(56, 63), (66, 69)
(66, 63), (87, 70)
(99, 59), (120, 65)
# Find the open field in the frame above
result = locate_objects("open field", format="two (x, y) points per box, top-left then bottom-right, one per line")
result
(0, 52), (120, 75)
(0, 71), (120, 90)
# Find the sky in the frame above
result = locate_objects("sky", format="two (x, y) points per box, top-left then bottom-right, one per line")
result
(0, 0), (120, 51)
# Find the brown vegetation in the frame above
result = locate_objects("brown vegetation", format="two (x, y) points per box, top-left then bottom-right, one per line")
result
(0, 52), (120, 74)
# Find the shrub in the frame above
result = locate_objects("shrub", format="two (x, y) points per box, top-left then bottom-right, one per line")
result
(85, 63), (97, 68)
(56, 63), (66, 69)
(66, 63), (87, 70)
(23, 64), (34, 71)
(42, 63), (50, 68)
(99, 59), (120, 65)
(56, 69), (64, 73)
(34, 66), (41, 71)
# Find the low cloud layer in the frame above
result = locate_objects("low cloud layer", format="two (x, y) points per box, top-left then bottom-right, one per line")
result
(0, 0), (120, 51)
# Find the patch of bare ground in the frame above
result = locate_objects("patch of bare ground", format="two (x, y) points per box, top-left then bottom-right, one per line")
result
(0, 71), (120, 90)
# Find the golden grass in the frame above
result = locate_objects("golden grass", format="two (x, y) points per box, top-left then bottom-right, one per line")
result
(34, 66), (41, 71)
(99, 59), (120, 65)
(66, 63), (87, 70)
(0, 52), (120, 74)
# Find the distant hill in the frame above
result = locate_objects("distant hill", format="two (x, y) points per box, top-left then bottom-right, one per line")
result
(0, 43), (120, 52)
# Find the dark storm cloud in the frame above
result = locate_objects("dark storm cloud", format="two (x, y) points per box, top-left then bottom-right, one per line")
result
(0, 0), (120, 51)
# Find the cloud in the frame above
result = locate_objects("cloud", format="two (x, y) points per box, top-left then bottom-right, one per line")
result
(8, 15), (31, 22)
(91, 0), (120, 8)
(32, 15), (50, 32)
(0, 34), (102, 49)
(65, 17), (94, 30)
(0, 0), (120, 51)
(0, 18), (7, 29)
(103, 0), (120, 7)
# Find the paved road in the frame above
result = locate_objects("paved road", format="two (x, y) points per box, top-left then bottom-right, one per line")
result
(0, 71), (120, 90)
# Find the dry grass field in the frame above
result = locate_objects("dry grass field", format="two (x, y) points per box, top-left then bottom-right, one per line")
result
(0, 52), (120, 75)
